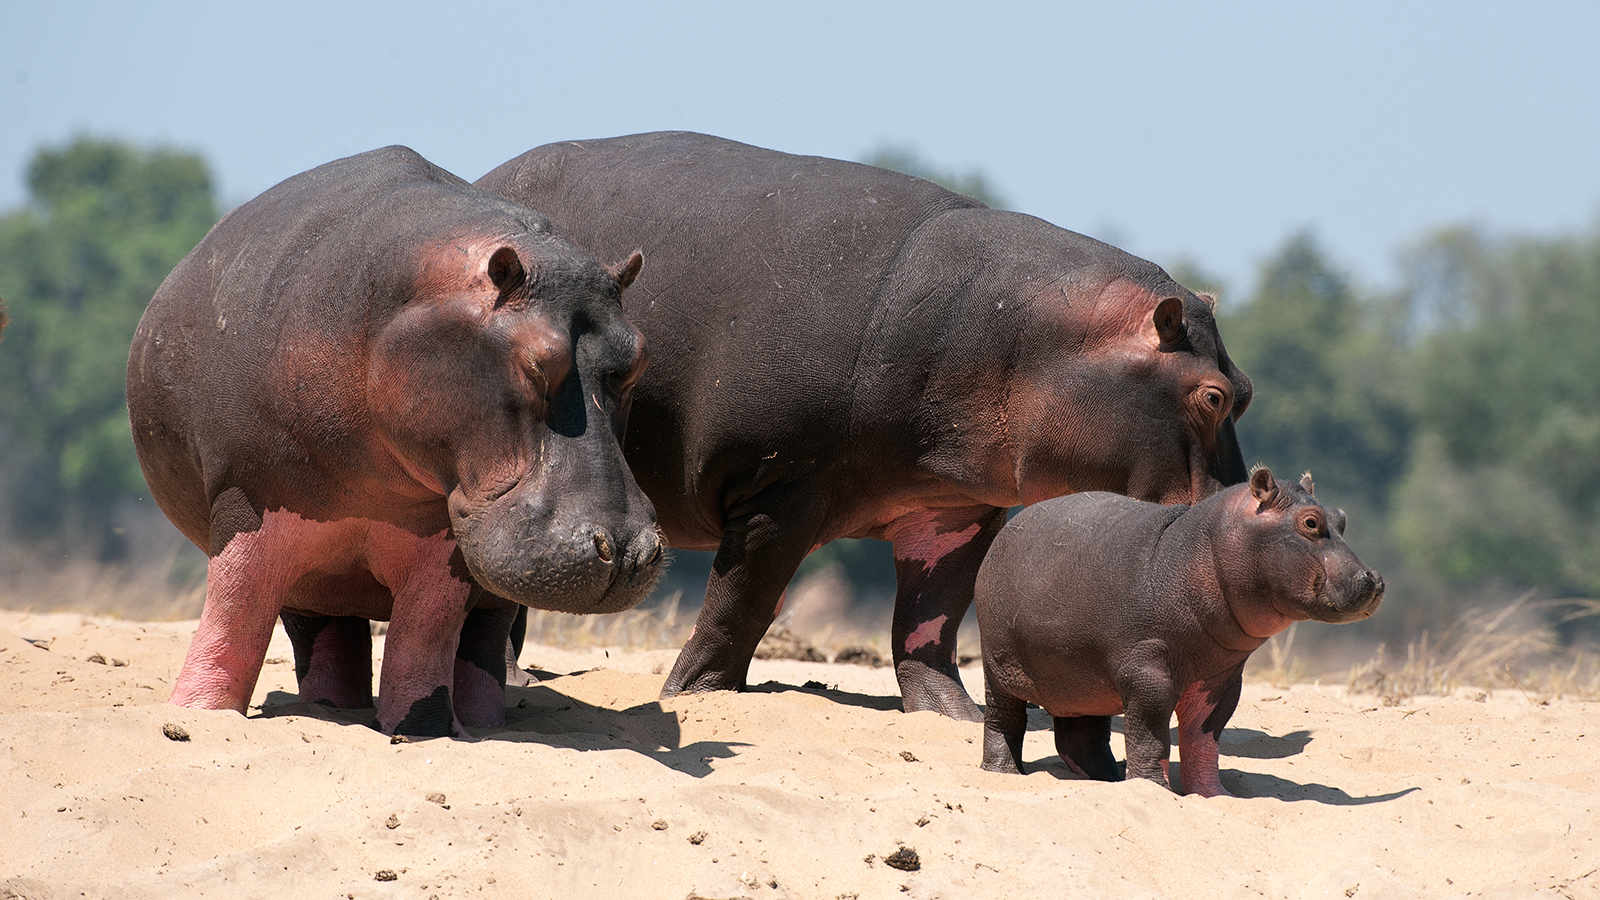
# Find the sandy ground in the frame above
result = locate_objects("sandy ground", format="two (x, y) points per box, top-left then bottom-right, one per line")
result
(1, 610), (1596, 900)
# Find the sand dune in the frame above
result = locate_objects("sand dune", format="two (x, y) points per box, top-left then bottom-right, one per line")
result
(1, 609), (1596, 899)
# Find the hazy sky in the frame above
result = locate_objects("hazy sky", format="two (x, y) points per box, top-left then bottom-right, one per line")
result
(4, 1), (1597, 296)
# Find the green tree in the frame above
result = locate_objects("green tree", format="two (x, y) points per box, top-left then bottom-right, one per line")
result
(1391, 222), (1600, 594)
(858, 143), (1008, 209)
(0, 137), (219, 557)
(1218, 231), (1414, 515)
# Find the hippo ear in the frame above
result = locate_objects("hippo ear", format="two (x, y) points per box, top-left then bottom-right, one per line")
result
(487, 247), (526, 300)
(1153, 296), (1187, 348)
(607, 250), (644, 292)
(1249, 465), (1277, 506)
(1299, 471), (1316, 496)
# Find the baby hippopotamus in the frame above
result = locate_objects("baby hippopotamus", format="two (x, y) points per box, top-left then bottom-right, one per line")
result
(975, 466), (1384, 797)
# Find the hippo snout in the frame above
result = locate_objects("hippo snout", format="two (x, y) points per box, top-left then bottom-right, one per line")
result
(1311, 565), (1385, 623)
(456, 495), (664, 614)
(598, 524), (667, 593)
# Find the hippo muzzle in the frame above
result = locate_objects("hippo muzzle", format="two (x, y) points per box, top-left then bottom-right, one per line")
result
(1305, 559), (1385, 624)
(451, 485), (664, 614)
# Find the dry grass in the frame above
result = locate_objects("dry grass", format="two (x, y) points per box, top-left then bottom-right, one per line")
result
(520, 589), (697, 652)
(0, 544), (205, 621)
(1340, 594), (1600, 704)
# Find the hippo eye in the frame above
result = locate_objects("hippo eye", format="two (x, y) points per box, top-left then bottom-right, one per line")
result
(1199, 387), (1229, 421)
(1301, 514), (1322, 534)
(523, 355), (549, 397)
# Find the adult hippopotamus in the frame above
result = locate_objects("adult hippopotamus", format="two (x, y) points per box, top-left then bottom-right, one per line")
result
(475, 131), (1251, 720)
(976, 467), (1384, 796)
(127, 146), (662, 737)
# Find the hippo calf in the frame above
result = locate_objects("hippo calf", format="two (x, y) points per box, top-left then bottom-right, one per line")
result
(477, 131), (1252, 720)
(128, 146), (662, 737)
(976, 466), (1383, 797)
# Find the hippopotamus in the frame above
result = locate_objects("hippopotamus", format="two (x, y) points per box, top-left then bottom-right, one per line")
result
(127, 146), (663, 737)
(976, 467), (1384, 796)
(474, 131), (1252, 720)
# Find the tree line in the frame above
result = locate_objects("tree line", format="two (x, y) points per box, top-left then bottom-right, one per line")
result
(2, 137), (1595, 645)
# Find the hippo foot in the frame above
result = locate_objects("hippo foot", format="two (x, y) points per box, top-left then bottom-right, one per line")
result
(659, 646), (748, 699)
(659, 670), (744, 700)
(895, 660), (981, 721)
(506, 666), (538, 687)
(381, 686), (467, 738)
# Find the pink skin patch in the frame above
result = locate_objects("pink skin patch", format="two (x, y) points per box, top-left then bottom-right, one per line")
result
(890, 520), (983, 568)
(903, 614), (948, 654)
(171, 509), (474, 735)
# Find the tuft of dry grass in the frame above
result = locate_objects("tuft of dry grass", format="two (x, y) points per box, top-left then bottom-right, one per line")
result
(0, 544), (205, 621)
(1343, 594), (1600, 704)
(520, 589), (697, 652)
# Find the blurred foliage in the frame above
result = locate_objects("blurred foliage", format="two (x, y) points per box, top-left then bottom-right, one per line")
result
(1216, 220), (1600, 606)
(1217, 231), (1414, 513)
(858, 143), (1007, 210)
(1392, 222), (1600, 595)
(0, 137), (219, 558)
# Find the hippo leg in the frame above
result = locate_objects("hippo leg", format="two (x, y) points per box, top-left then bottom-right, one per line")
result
(980, 676), (1028, 774)
(170, 496), (302, 713)
(373, 536), (476, 737)
(888, 505), (1006, 721)
(504, 604), (536, 687)
(1053, 715), (1122, 782)
(661, 487), (826, 698)
(1118, 666), (1177, 790)
(1172, 670), (1244, 798)
(281, 612), (374, 709)
(450, 594), (515, 728)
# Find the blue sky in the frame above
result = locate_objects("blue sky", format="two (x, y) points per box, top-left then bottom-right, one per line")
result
(3, 1), (1597, 296)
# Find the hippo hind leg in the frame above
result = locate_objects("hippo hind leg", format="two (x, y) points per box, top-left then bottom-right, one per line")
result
(980, 676), (1028, 774)
(281, 611), (374, 709)
(503, 604), (536, 687)
(452, 594), (515, 728)
(1053, 715), (1122, 782)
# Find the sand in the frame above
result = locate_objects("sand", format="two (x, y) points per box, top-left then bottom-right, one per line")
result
(1, 609), (1596, 899)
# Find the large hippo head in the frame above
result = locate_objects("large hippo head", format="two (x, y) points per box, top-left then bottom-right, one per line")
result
(894, 211), (1252, 509)
(1008, 274), (1253, 507)
(366, 223), (663, 614)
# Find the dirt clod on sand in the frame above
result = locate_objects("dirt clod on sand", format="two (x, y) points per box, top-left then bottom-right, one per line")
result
(884, 846), (920, 872)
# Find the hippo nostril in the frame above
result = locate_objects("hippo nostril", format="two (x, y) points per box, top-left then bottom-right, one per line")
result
(593, 531), (613, 563)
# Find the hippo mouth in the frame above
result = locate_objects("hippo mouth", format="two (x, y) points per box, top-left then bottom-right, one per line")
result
(455, 503), (665, 615)
(1305, 568), (1386, 624)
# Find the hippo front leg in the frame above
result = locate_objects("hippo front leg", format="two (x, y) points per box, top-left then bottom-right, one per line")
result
(1117, 658), (1178, 790)
(504, 605), (536, 687)
(374, 537), (477, 737)
(888, 505), (1006, 721)
(661, 486), (826, 698)
(1171, 669), (1244, 798)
